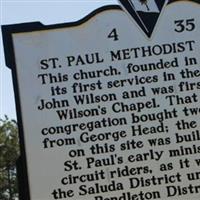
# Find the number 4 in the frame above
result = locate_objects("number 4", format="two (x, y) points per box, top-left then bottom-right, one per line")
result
(108, 28), (119, 41)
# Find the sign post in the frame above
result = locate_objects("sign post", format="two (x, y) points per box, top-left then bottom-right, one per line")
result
(2, 1), (200, 199)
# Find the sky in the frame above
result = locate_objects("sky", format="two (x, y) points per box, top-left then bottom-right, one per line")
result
(0, 0), (118, 120)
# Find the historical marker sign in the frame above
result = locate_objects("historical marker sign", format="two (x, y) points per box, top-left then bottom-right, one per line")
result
(2, 1), (200, 200)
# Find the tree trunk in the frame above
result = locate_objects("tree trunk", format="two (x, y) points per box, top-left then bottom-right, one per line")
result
(145, 4), (150, 11)
(7, 166), (13, 200)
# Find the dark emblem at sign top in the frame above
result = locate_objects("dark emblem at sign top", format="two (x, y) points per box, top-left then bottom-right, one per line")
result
(118, 0), (168, 38)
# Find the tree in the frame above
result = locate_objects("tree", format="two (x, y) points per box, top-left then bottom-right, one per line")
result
(139, 0), (150, 11)
(0, 116), (19, 200)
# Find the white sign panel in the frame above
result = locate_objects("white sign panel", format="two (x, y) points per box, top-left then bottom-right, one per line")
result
(2, 1), (200, 200)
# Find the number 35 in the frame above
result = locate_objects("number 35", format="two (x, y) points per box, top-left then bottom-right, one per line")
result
(174, 19), (195, 33)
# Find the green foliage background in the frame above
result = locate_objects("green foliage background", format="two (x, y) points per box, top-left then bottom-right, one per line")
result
(0, 116), (19, 200)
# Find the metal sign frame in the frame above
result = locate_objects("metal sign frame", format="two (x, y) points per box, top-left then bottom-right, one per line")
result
(2, 1), (200, 199)
(2, 5), (120, 199)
